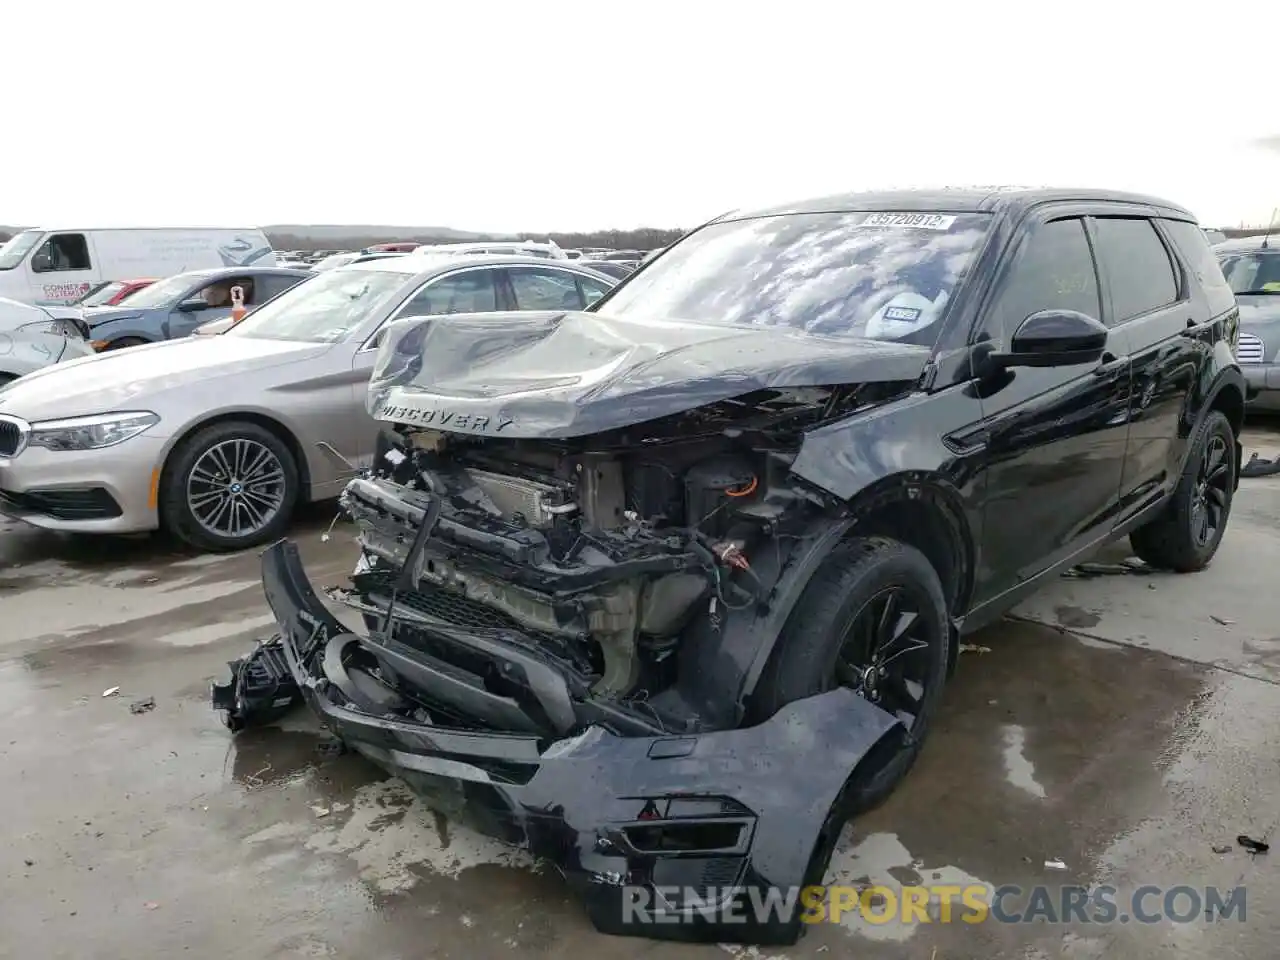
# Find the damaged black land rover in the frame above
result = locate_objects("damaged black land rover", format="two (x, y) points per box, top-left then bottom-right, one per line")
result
(229, 189), (1245, 945)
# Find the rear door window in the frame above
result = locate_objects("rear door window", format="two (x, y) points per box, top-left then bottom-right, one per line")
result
(578, 274), (612, 306)
(508, 267), (585, 310)
(1091, 218), (1180, 324)
(1163, 219), (1235, 315)
(397, 268), (500, 317)
(256, 274), (307, 302)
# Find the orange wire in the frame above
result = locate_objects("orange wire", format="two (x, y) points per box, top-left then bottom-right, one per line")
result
(725, 476), (758, 497)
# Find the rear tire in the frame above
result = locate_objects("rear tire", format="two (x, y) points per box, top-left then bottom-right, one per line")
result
(1129, 411), (1235, 572)
(752, 536), (950, 811)
(160, 421), (300, 552)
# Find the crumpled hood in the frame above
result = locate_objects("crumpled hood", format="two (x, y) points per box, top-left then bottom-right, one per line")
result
(0, 334), (328, 422)
(368, 310), (930, 438)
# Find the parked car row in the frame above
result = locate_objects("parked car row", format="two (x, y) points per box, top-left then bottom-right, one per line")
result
(0, 226), (276, 306)
(0, 191), (1266, 565)
(0, 255), (617, 549)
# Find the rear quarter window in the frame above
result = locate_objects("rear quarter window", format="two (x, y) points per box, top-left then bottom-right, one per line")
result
(1163, 219), (1236, 316)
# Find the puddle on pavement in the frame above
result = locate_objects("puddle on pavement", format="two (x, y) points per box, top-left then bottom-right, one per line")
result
(227, 728), (343, 788)
(840, 615), (1209, 947)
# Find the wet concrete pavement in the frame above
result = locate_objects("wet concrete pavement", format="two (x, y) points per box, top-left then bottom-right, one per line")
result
(3, 431), (1280, 959)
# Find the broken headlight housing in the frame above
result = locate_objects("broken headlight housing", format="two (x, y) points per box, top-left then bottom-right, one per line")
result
(19, 317), (89, 339)
(27, 411), (160, 452)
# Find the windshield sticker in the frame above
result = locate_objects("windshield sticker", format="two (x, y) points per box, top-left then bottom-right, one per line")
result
(860, 213), (957, 230)
(883, 306), (923, 323)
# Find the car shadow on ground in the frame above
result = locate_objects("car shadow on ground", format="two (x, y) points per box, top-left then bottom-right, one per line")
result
(0, 499), (345, 572)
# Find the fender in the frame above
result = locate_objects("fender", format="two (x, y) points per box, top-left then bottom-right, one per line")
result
(1184, 361), (1245, 483)
(674, 387), (984, 722)
(85, 318), (153, 348)
(673, 469), (976, 725)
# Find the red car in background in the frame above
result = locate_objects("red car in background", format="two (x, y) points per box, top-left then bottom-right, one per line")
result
(365, 242), (421, 253)
(75, 278), (157, 307)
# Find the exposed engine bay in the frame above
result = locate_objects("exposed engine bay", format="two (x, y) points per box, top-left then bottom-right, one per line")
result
(331, 384), (895, 737)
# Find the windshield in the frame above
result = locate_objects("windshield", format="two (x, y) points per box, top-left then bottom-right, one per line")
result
(0, 230), (46, 271)
(225, 267), (408, 342)
(119, 272), (203, 308)
(594, 211), (993, 346)
(1218, 250), (1280, 294)
(78, 281), (126, 306)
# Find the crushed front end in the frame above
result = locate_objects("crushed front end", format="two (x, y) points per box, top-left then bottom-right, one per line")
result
(246, 386), (909, 943)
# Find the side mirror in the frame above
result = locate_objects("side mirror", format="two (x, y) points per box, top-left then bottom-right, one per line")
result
(990, 309), (1108, 369)
(30, 251), (52, 273)
(177, 298), (207, 313)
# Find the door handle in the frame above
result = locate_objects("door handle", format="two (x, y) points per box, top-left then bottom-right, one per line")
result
(1093, 352), (1127, 375)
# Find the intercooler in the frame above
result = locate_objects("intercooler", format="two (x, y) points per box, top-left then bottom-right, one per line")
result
(466, 468), (562, 526)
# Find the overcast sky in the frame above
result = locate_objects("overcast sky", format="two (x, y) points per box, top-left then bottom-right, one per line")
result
(5, 1), (1277, 232)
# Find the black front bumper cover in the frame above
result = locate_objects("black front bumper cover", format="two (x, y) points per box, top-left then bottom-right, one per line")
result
(254, 539), (901, 945)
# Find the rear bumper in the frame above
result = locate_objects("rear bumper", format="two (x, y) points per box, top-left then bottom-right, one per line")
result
(258, 539), (901, 945)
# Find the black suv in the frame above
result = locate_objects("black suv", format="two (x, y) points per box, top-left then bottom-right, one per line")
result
(241, 188), (1243, 946)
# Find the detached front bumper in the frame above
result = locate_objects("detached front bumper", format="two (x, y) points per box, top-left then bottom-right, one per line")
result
(258, 539), (901, 945)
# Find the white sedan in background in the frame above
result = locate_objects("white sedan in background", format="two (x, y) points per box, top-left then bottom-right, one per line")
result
(0, 297), (95, 386)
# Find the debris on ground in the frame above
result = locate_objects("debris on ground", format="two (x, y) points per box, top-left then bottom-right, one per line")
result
(143, 901), (160, 910)
(1212, 843), (1233, 854)
(23, 858), (34, 867)
(315, 737), (346, 759)
(1210, 615), (1235, 626)
(1063, 558), (1153, 579)
(1241, 452), (1280, 479)
(1237, 835), (1270, 854)
(311, 805), (331, 818)
(101, 687), (120, 698)
(1044, 858), (1068, 870)
(129, 697), (156, 715)
(210, 636), (302, 732)
(960, 644), (992, 655)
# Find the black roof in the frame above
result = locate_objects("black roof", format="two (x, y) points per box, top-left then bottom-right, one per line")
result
(726, 186), (1196, 222)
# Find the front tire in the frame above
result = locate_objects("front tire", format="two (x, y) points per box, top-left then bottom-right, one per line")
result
(102, 337), (149, 351)
(160, 421), (300, 552)
(1129, 410), (1236, 572)
(752, 535), (950, 811)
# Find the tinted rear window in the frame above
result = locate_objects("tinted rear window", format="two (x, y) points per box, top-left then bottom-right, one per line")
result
(1091, 218), (1179, 321)
(1164, 219), (1236, 315)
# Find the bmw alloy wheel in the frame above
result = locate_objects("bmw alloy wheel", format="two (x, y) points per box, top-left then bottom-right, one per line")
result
(186, 438), (287, 539)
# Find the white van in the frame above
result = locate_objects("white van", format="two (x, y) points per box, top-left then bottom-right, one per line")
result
(0, 227), (277, 305)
